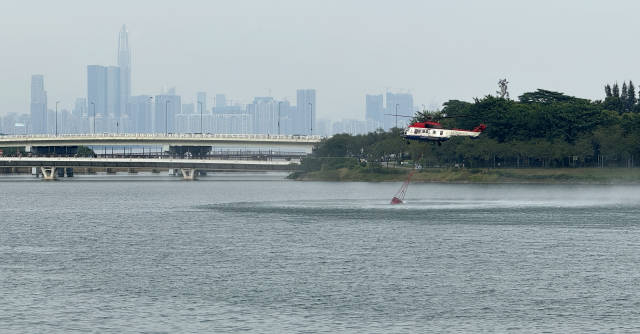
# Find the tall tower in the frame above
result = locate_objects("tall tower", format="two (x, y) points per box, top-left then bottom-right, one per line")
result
(296, 89), (316, 135)
(87, 65), (107, 133)
(30, 75), (47, 134)
(118, 25), (131, 114)
(365, 94), (384, 123)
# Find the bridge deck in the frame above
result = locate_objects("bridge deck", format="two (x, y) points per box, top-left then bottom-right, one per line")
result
(0, 157), (297, 171)
(0, 133), (323, 148)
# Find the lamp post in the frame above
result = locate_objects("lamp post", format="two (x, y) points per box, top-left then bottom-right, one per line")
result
(147, 96), (153, 134)
(277, 101), (282, 135)
(165, 99), (171, 135)
(90, 102), (96, 134)
(395, 103), (399, 129)
(308, 102), (313, 135)
(197, 101), (203, 134)
(55, 101), (59, 136)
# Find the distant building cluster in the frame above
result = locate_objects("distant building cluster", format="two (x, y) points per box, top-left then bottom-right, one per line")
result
(321, 92), (414, 137)
(0, 26), (413, 137)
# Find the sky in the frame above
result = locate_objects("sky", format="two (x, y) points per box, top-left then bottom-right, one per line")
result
(1, 0), (640, 119)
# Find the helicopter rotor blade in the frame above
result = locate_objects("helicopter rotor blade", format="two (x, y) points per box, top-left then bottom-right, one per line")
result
(384, 113), (413, 118)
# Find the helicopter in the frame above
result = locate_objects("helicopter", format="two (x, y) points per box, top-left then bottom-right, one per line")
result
(387, 110), (487, 145)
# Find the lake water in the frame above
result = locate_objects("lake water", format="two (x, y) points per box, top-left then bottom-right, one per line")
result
(2, 173), (640, 333)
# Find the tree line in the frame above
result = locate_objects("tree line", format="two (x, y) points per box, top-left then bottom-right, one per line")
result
(304, 86), (640, 171)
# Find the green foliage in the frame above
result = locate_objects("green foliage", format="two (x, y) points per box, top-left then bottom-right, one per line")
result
(304, 87), (640, 171)
(0, 147), (25, 157)
(76, 146), (96, 157)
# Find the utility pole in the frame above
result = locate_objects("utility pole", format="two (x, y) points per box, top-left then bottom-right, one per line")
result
(198, 101), (203, 134)
(55, 101), (59, 136)
(90, 102), (96, 134)
(308, 102), (313, 135)
(395, 104), (399, 129)
(278, 101), (282, 135)
(165, 99), (171, 135)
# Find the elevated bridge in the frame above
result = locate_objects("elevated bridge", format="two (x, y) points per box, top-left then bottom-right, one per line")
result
(0, 156), (297, 180)
(0, 133), (322, 153)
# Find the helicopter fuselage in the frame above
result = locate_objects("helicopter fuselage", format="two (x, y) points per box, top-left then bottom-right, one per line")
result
(403, 122), (486, 142)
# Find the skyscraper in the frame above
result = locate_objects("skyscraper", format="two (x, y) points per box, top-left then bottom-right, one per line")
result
(365, 94), (384, 124)
(248, 97), (278, 135)
(127, 95), (153, 133)
(106, 66), (121, 124)
(118, 25), (131, 115)
(197, 92), (207, 114)
(30, 75), (47, 134)
(385, 92), (413, 130)
(154, 94), (181, 134)
(87, 65), (107, 133)
(214, 94), (226, 112)
(296, 89), (316, 135)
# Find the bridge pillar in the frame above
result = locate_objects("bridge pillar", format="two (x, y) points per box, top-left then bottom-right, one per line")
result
(40, 167), (57, 180)
(180, 168), (198, 181)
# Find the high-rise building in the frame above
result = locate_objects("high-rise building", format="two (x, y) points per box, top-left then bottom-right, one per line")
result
(88, 65), (123, 132)
(177, 103), (195, 133)
(154, 94), (181, 134)
(296, 89), (316, 135)
(127, 95), (153, 133)
(87, 65), (108, 132)
(385, 92), (413, 130)
(106, 66), (121, 129)
(248, 97), (278, 135)
(30, 75), (47, 134)
(365, 94), (384, 123)
(215, 94), (226, 111)
(71, 98), (87, 133)
(197, 92), (207, 114)
(118, 25), (131, 115)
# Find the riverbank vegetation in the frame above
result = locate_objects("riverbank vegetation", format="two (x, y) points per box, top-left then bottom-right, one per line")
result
(293, 84), (640, 182)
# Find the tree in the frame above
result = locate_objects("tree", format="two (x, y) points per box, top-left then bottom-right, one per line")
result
(605, 84), (612, 97)
(621, 82), (628, 107)
(497, 78), (509, 99)
(628, 81), (637, 109)
(518, 89), (581, 104)
(612, 82), (620, 97)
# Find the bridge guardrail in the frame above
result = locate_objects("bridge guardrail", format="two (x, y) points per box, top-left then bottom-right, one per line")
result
(0, 133), (324, 142)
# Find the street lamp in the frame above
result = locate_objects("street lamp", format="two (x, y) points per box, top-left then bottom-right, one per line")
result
(308, 102), (313, 135)
(55, 101), (60, 136)
(395, 103), (400, 129)
(278, 101), (282, 136)
(90, 101), (96, 134)
(197, 101), (203, 134)
(147, 96), (154, 134)
(165, 99), (171, 135)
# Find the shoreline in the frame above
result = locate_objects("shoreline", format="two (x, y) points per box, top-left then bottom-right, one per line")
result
(290, 167), (640, 184)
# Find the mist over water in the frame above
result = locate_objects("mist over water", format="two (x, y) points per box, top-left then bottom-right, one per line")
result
(2, 175), (640, 332)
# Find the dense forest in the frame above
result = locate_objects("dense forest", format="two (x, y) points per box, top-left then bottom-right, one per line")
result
(304, 83), (640, 171)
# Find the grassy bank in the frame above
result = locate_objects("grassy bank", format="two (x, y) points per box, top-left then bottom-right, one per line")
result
(290, 167), (640, 184)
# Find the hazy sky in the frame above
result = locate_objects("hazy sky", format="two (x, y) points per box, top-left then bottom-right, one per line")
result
(1, 0), (639, 119)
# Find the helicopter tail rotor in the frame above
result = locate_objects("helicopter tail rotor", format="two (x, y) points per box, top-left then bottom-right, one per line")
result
(472, 124), (487, 133)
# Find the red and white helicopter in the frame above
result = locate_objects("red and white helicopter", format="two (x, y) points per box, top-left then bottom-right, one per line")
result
(389, 111), (486, 145)
(403, 121), (486, 143)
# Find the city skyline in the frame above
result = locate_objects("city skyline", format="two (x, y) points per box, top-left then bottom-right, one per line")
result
(0, 24), (414, 136)
(4, 0), (640, 120)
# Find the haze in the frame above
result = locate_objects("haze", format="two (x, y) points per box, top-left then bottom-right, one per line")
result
(1, 0), (637, 118)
